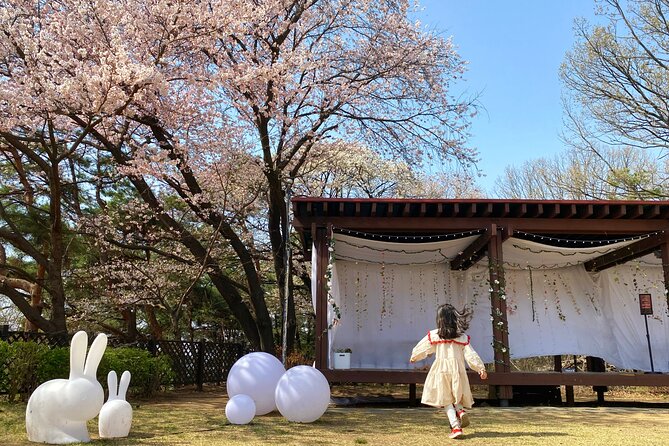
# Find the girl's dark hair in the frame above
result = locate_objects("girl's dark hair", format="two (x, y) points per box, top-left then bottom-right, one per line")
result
(436, 304), (472, 340)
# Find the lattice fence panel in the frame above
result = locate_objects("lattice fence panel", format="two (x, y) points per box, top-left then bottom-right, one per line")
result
(201, 342), (248, 383)
(156, 341), (198, 386)
(1, 327), (248, 393)
(3, 331), (70, 347)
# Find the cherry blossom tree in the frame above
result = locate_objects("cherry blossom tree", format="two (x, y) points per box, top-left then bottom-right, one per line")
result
(1, 0), (476, 352)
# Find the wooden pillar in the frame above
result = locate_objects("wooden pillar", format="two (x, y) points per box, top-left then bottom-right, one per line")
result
(313, 225), (330, 370)
(409, 383), (417, 406)
(552, 355), (567, 404)
(196, 341), (205, 391)
(488, 225), (512, 403)
(586, 356), (607, 404)
(661, 235), (669, 311)
(565, 354), (577, 405)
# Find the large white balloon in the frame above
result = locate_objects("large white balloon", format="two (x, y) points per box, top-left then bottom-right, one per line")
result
(226, 352), (286, 415)
(274, 366), (330, 423)
(225, 394), (256, 425)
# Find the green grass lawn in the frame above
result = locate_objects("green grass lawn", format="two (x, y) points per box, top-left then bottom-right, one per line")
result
(2, 388), (669, 445)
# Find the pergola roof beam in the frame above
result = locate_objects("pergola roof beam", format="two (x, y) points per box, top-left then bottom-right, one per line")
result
(450, 231), (492, 271)
(584, 232), (666, 272)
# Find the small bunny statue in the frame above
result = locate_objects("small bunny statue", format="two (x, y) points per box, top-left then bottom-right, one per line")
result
(98, 370), (133, 438)
(26, 331), (107, 444)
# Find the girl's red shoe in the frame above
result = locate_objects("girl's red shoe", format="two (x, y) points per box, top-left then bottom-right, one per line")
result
(449, 428), (463, 439)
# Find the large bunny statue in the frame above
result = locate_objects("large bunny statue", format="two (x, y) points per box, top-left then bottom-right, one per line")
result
(25, 331), (107, 444)
(98, 370), (133, 438)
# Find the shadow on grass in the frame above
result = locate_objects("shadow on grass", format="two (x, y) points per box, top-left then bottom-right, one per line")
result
(472, 431), (568, 439)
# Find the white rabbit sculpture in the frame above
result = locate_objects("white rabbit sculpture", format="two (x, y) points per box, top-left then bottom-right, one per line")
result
(25, 331), (107, 444)
(98, 370), (133, 438)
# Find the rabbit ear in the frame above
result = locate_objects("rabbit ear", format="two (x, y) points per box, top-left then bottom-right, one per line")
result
(69, 331), (88, 378)
(107, 370), (118, 401)
(118, 371), (131, 401)
(84, 333), (108, 378)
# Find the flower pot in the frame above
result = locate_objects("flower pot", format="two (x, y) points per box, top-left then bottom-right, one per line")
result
(333, 352), (351, 369)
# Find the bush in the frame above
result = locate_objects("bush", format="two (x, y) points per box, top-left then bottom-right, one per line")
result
(98, 348), (174, 397)
(5, 341), (48, 401)
(0, 340), (9, 394)
(0, 341), (174, 400)
(37, 347), (69, 383)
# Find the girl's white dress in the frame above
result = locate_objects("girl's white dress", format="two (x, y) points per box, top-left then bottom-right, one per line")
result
(410, 329), (485, 408)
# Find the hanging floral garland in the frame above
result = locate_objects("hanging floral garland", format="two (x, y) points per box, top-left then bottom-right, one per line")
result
(528, 266), (536, 322)
(380, 260), (387, 331)
(488, 258), (510, 358)
(325, 237), (340, 329)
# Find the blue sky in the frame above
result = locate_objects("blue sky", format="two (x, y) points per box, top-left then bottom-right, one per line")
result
(417, 0), (600, 195)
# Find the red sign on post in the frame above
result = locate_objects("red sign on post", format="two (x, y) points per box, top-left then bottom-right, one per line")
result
(639, 294), (653, 315)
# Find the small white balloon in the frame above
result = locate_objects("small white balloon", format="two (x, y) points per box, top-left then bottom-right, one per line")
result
(275, 366), (330, 423)
(227, 352), (286, 415)
(225, 394), (256, 425)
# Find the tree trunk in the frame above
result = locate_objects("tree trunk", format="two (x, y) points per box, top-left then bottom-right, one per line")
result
(121, 307), (138, 341)
(144, 305), (164, 340)
(23, 263), (45, 332)
(266, 170), (297, 354)
(46, 133), (68, 334)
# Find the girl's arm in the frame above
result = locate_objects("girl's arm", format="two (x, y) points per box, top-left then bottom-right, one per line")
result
(410, 334), (435, 362)
(464, 343), (486, 376)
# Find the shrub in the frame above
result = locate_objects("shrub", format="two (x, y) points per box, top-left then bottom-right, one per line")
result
(0, 341), (174, 400)
(6, 341), (48, 401)
(0, 340), (9, 394)
(98, 348), (174, 397)
(37, 347), (70, 383)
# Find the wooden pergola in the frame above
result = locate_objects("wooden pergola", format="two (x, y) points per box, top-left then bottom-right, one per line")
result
(292, 197), (669, 404)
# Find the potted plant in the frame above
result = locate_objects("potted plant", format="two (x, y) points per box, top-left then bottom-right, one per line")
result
(333, 348), (352, 369)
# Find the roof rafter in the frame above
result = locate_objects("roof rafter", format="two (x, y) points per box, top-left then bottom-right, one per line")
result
(584, 232), (666, 272)
(450, 231), (492, 271)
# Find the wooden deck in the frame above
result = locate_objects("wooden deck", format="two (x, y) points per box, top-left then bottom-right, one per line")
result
(322, 369), (669, 387)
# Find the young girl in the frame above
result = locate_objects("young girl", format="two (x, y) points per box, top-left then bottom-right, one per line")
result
(410, 304), (488, 439)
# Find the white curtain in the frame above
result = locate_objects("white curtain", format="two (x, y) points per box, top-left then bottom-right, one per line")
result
(323, 233), (669, 371)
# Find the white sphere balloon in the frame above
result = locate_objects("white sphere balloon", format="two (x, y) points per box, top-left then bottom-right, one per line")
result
(275, 366), (330, 423)
(227, 352), (286, 415)
(225, 394), (256, 425)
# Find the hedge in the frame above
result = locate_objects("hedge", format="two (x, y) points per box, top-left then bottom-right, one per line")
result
(0, 340), (174, 401)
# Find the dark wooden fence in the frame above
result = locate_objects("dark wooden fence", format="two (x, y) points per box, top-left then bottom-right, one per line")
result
(0, 325), (249, 392)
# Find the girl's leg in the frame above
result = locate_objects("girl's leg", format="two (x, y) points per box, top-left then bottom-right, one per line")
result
(445, 404), (460, 429)
(455, 403), (470, 428)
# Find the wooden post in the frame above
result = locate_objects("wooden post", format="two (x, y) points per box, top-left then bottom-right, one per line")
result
(661, 235), (669, 311)
(314, 225), (330, 370)
(586, 356), (607, 404)
(196, 341), (205, 391)
(409, 383), (417, 406)
(147, 339), (158, 356)
(565, 385), (575, 405)
(553, 355), (563, 404)
(565, 354), (577, 405)
(488, 225), (512, 404)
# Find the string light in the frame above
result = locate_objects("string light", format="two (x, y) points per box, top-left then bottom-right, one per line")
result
(334, 253), (450, 266)
(514, 230), (663, 247)
(334, 227), (485, 242)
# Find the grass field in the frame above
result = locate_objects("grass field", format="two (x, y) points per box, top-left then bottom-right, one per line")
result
(2, 386), (669, 445)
